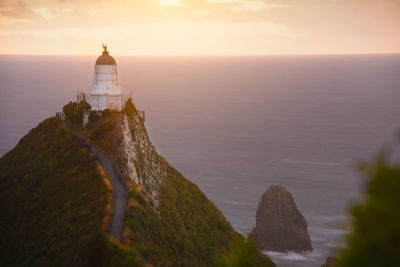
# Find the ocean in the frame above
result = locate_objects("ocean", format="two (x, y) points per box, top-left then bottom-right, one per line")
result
(1, 54), (399, 266)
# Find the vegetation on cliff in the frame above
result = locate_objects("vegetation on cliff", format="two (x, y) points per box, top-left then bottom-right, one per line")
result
(0, 118), (143, 267)
(0, 100), (273, 266)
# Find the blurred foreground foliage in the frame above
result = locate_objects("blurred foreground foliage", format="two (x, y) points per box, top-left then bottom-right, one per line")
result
(340, 144), (400, 267)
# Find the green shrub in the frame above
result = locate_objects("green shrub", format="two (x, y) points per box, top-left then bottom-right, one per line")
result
(89, 111), (100, 124)
(63, 100), (91, 126)
(124, 98), (136, 115)
(77, 100), (91, 113)
(63, 101), (78, 123)
(102, 109), (111, 117)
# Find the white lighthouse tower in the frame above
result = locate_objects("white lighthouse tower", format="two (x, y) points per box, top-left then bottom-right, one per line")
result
(86, 45), (122, 111)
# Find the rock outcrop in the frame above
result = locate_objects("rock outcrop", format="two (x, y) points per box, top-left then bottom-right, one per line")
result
(119, 110), (167, 211)
(251, 185), (312, 252)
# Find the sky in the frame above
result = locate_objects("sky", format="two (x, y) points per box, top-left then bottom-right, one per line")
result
(0, 0), (399, 55)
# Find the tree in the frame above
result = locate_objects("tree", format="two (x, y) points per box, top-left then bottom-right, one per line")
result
(77, 100), (91, 114)
(62, 100), (91, 126)
(124, 98), (136, 115)
(63, 101), (78, 124)
(88, 111), (100, 124)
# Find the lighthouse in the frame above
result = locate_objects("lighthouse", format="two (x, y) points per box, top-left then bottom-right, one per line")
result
(86, 45), (123, 111)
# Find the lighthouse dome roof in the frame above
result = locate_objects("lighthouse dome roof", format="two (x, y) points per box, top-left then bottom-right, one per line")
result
(95, 45), (116, 65)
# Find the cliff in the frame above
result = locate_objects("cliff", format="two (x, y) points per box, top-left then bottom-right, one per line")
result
(0, 100), (274, 266)
(251, 185), (312, 252)
(82, 100), (247, 265)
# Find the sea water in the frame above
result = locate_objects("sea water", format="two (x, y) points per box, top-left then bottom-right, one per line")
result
(1, 54), (399, 266)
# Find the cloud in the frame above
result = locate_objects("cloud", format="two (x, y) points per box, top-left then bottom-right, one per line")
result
(0, 0), (34, 18)
(33, 8), (55, 20)
(0, 0), (399, 54)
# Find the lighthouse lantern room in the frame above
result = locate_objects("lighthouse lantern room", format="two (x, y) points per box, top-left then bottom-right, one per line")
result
(82, 45), (123, 111)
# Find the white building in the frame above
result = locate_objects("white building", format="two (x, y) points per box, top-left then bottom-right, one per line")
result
(84, 45), (123, 111)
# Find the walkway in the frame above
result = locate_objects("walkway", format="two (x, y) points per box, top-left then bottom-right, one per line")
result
(65, 122), (128, 240)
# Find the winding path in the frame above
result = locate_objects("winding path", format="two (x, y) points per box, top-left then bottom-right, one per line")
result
(65, 123), (128, 240)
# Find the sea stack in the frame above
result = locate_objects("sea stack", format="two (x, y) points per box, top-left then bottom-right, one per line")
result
(251, 185), (312, 252)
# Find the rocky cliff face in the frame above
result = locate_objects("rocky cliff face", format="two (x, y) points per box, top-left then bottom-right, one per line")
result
(119, 111), (167, 211)
(251, 185), (312, 252)
(83, 104), (167, 212)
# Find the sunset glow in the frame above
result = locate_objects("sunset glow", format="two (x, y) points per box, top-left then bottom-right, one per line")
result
(0, 0), (399, 55)
(160, 0), (182, 6)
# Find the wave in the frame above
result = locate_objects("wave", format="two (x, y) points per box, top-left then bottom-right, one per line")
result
(283, 159), (347, 166)
(263, 250), (319, 262)
(222, 200), (253, 206)
(308, 226), (347, 236)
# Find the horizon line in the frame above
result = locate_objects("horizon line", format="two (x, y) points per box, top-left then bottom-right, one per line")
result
(1, 52), (399, 57)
